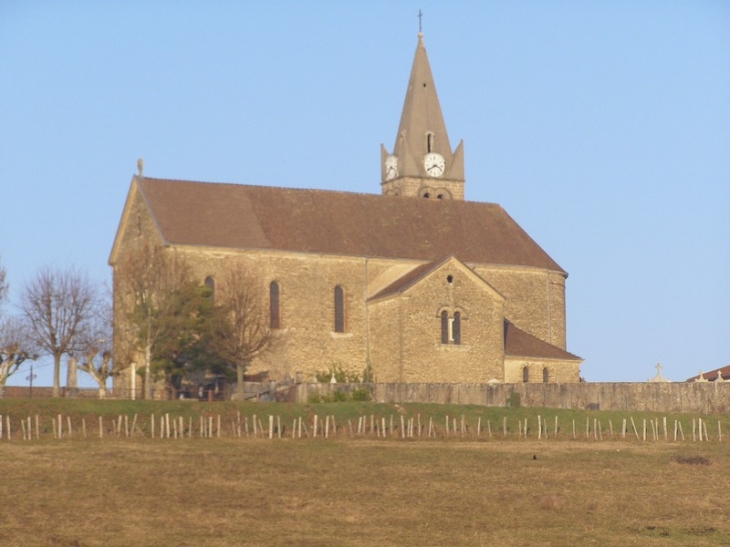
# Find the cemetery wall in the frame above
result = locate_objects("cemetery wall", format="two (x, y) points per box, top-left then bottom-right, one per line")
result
(296, 382), (730, 415)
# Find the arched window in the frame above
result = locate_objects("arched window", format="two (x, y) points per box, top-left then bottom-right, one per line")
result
(426, 132), (435, 153)
(523, 366), (529, 383)
(269, 281), (280, 329)
(204, 276), (215, 300)
(452, 312), (461, 345)
(334, 286), (345, 333)
(441, 310), (449, 344)
(542, 367), (549, 383)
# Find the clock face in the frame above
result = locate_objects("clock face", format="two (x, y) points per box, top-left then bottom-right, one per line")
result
(424, 153), (445, 177)
(385, 155), (398, 180)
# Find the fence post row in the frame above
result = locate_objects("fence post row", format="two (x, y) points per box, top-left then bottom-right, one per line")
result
(0, 413), (724, 445)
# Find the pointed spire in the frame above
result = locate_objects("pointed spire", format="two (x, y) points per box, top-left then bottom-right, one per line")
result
(381, 32), (464, 200)
(393, 32), (452, 165)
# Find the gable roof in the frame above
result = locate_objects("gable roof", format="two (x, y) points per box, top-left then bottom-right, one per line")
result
(368, 256), (505, 302)
(122, 176), (565, 273)
(504, 320), (582, 361)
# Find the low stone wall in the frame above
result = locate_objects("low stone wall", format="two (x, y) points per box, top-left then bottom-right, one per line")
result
(297, 382), (730, 415)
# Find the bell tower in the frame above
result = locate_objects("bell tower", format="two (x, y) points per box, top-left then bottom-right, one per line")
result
(381, 32), (465, 200)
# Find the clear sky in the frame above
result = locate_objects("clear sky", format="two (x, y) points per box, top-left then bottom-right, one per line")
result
(1, 2), (728, 387)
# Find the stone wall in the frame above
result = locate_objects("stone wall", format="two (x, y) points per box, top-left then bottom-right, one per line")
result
(297, 382), (730, 415)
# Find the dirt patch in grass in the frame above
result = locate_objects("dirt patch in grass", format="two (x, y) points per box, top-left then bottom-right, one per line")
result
(671, 454), (711, 465)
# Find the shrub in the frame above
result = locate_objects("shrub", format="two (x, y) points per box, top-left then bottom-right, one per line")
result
(507, 391), (521, 408)
(315, 365), (361, 384)
(351, 388), (372, 402)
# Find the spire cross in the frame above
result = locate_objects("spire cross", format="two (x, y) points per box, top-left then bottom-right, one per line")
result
(418, 10), (422, 33)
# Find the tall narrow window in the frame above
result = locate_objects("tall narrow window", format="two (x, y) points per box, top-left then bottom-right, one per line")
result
(452, 312), (461, 345)
(269, 281), (280, 329)
(334, 286), (345, 333)
(427, 132), (434, 153)
(542, 367), (549, 383)
(441, 311), (449, 344)
(523, 366), (529, 383)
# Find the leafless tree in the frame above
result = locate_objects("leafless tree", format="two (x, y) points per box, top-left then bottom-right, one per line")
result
(0, 317), (37, 397)
(74, 290), (114, 398)
(0, 258), (8, 315)
(208, 262), (272, 400)
(20, 266), (96, 397)
(115, 244), (193, 399)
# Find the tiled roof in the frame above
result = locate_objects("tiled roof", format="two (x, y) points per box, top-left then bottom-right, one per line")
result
(136, 177), (565, 273)
(504, 320), (582, 361)
(368, 260), (440, 301)
(686, 365), (730, 382)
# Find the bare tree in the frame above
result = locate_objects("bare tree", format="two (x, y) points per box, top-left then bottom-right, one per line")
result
(0, 257), (8, 315)
(208, 263), (272, 400)
(74, 291), (114, 398)
(0, 317), (37, 397)
(20, 266), (96, 397)
(115, 244), (193, 399)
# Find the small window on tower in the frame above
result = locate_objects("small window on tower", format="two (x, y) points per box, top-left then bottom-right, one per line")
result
(426, 132), (435, 153)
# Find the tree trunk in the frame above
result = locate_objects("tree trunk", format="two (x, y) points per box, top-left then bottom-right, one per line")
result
(144, 344), (152, 400)
(52, 352), (62, 397)
(236, 362), (244, 401)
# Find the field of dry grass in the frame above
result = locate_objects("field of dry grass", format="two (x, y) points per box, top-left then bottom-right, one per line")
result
(2, 434), (730, 546)
(1, 399), (730, 546)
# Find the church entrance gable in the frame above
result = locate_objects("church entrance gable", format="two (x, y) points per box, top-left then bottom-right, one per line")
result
(368, 257), (505, 383)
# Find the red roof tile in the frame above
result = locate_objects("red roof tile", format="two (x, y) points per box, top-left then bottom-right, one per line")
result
(138, 177), (566, 273)
(504, 320), (582, 361)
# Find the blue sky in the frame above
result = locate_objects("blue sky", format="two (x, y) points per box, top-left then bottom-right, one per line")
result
(1, 2), (728, 387)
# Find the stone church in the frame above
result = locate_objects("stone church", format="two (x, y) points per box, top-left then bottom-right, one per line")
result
(110, 32), (582, 394)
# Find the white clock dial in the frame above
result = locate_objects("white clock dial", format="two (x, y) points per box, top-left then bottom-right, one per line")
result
(424, 152), (445, 177)
(385, 155), (398, 180)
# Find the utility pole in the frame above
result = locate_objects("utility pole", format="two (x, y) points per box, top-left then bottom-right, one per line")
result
(26, 364), (37, 398)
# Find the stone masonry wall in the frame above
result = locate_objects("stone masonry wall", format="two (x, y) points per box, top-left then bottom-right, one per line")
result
(298, 382), (730, 415)
(503, 357), (580, 384)
(475, 266), (567, 350)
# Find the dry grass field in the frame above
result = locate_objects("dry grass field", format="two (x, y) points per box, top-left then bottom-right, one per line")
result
(1, 400), (730, 546)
